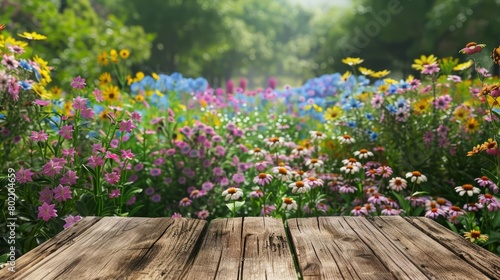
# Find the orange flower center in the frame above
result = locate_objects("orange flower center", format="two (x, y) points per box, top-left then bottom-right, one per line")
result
(307, 177), (316, 181)
(412, 171), (422, 177)
(354, 206), (362, 210)
(269, 137), (279, 143)
(342, 134), (351, 139)
(258, 173), (268, 179)
(278, 167), (288, 174)
(466, 42), (477, 48)
(296, 181), (305, 188)
(315, 132), (323, 136)
(462, 184), (473, 190)
(431, 208), (438, 213)
(436, 198), (446, 205)
(485, 193), (493, 199)
(471, 229), (481, 238)
(451, 206), (461, 211)
(227, 187), (237, 194)
(296, 146), (304, 151)
(348, 158), (357, 163)
(191, 190), (199, 196)
(310, 159), (318, 163)
(394, 179), (402, 185)
(359, 149), (368, 153)
(284, 198), (294, 204)
(182, 197), (189, 202)
(253, 148), (261, 153)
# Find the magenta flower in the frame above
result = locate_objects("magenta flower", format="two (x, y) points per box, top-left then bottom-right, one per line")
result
(53, 185), (72, 202)
(72, 96), (87, 110)
(179, 197), (192, 207)
(459, 42), (486, 55)
(34, 99), (51, 106)
(150, 168), (161, 177)
(70, 75), (86, 90)
(37, 202), (58, 221)
(39, 186), (53, 204)
(16, 166), (35, 184)
(59, 125), (74, 140)
(88, 155), (104, 168)
(2, 54), (19, 69)
(232, 173), (246, 184)
(421, 63), (440, 75)
(119, 119), (136, 133)
(201, 181), (214, 191)
(109, 189), (121, 198)
(81, 108), (95, 119)
(63, 215), (81, 229)
(30, 130), (49, 142)
(105, 151), (120, 162)
(121, 149), (135, 160)
(93, 88), (103, 102)
(60, 170), (78, 185)
(42, 159), (64, 177)
(197, 210), (209, 220)
(253, 173), (273, 186)
(425, 208), (446, 219)
(105, 172), (120, 185)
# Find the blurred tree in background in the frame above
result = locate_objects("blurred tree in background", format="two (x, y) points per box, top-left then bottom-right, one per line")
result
(2, 0), (500, 88)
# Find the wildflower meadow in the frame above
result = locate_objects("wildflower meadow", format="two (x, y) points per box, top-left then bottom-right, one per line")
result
(2, 22), (500, 266)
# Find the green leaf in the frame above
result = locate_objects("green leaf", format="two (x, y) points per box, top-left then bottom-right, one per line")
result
(128, 205), (144, 217)
(225, 201), (245, 211)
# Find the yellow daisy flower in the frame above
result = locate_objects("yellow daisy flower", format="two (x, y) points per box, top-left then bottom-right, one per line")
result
(342, 57), (364, 66)
(119, 49), (130, 59)
(50, 86), (63, 99)
(358, 67), (374, 76)
(453, 105), (471, 122)
(134, 71), (145, 83)
(0, 35), (29, 48)
(135, 94), (145, 102)
(324, 106), (343, 121)
(102, 85), (120, 102)
(18, 31), (47, 41)
(465, 118), (479, 133)
(97, 51), (109, 66)
(99, 72), (112, 86)
(383, 78), (398, 85)
(341, 71), (351, 82)
(152, 72), (160, 80)
(370, 70), (390, 79)
(464, 229), (488, 243)
(412, 98), (431, 115)
(453, 60), (474, 71)
(411, 54), (437, 71)
(32, 83), (51, 99)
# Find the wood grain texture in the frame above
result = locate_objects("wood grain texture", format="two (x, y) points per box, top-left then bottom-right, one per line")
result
(374, 216), (490, 280)
(287, 217), (395, 280)
(240, 217), (297, 279)
(10, 217), (206, 280)
(0, 216), (101, 280)
(343, 217), (428, 279)
(406, 217), (500, 279)
(183, 217), (297, 280)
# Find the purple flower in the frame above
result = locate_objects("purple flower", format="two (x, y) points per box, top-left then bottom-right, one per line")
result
(59, 125), (74, 140)
(81, 108), (95, 119)
(38, 202), (58, 221)
(60, 170), (78, 185)
(119, 119), (136, 133)
(42, 159), (64, 177)
(150, 168), (161, 177)
(232, 173), (245, 184)
(93, 88), (103, 102)
(105, 171), (120, 185)
(72, 96), (87, 110)
(202, 181), (214, 191)
(63, 215), (81, 229)
(39, 186), (53, 204)
(16, 166), (35, 184)
(70, 75), (86, 90)
(88, 155), (104, 168)
(30, 130), (48, 142)
(121, 149), (135, 160)
(151, 194), (161, 203)
(109, 189), (121, 198)
(127, 196), (137, 205)
(215, 146), (226, 157)
(53, 185), (72, 202)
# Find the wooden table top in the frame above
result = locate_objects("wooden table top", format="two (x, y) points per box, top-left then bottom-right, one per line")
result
(2, 216), (500, 279)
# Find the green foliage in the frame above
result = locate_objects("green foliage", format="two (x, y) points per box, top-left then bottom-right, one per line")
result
(3, 0), (153, 86)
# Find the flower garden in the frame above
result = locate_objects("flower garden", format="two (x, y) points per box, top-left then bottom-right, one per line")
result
(2, 27), (500, 265)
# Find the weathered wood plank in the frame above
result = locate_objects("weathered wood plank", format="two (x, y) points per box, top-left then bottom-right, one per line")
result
(374, 216), (490, 280)
(343, 217), (428, 279)
(0, 216), (101, 280)
(287, 217), (395, 280)
(406, 217), (500, 279)
(11, 217), (206, 280)
(183, 217), (297, 280)
(240, 217), (297, 279)
(183, 218), (244, 279)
